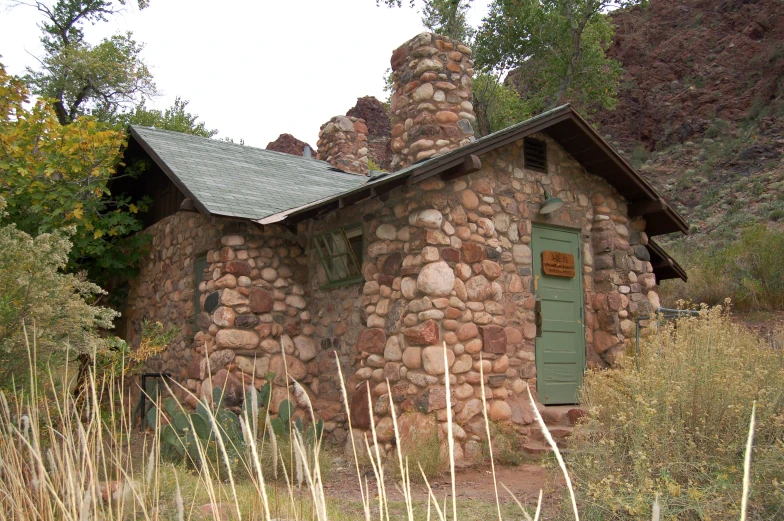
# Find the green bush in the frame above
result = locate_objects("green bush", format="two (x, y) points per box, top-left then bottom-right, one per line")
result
(472, 73), (530, 136)
(629, 144), (650, 168)
(562, 305), (784, 520)
(0, 197), (118, 388)
(391, 431), (443, 483)
(485, 422), (523, 466)
(768, 209), (784, 222)
(660, 225), (784, 311)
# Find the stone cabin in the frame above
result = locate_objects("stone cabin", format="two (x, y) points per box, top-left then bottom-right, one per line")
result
(113, 33), (688, 458)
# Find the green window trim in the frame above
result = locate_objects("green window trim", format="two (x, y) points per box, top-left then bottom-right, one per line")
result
(193, 253), (208, 328)
(313, 224), (364, 289)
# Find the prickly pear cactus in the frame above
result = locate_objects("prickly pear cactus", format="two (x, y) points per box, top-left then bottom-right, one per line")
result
(150, 392), (246, 472)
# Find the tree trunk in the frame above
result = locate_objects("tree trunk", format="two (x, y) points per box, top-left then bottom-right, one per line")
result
(53, 100), (70, 125)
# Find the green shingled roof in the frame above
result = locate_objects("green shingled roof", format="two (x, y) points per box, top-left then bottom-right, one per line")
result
(129, 126), (370, 221)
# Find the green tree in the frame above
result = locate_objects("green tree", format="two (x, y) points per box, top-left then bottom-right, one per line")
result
(421, 0), (475, 43)
(475, 0), (638, 114)
(377, 0), (475, 43)
(472, 73), (530, 136)
(374, 0), (414, 6)
(110, 96), (218, 137)
(15, 0), (156, 124)
(0, 62), (149, 284)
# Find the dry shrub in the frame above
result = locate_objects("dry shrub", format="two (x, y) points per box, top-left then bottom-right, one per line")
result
(563, 304), (784, 520)
(660, 226), (784, 311)
(0, 213), (118, 389)
(260, 434), (334, 485)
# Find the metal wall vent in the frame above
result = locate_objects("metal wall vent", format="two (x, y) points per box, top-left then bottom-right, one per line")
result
(524, 137), (548, 173)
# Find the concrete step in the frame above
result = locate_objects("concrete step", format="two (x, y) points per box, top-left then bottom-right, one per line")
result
(549, 426), (574, 439)
(522, 442), (551, 456)
(539, 405), (588, 427)
(529, 424), (572, 441)
(522, 439), (570, 457)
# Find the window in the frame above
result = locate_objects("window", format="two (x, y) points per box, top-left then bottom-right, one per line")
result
(313, 224), (363, 288)
(193, 253), (208, 328)
(524, 137), (548, 173)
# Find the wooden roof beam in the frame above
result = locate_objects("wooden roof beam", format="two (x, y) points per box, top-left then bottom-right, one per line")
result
(440, 154), (482, 181)
(628, 199), (667, 217)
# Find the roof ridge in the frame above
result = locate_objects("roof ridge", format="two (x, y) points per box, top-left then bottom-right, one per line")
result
(128, 124), (344, 170)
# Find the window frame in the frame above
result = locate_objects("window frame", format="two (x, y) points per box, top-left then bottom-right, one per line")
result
(193, 252), (209, 329)
(313, 223), (364, 289)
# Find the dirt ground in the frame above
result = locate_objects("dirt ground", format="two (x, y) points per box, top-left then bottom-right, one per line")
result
(735, 310), (784, 347)
(322, 460), (565, 504)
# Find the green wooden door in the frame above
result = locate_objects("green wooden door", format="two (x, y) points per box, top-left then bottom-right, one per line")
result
(532, 224), (585, 405)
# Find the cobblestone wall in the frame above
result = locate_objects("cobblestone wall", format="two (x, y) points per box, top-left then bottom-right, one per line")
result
(125, 212), (222, 374)
(125, 216), (328, 426)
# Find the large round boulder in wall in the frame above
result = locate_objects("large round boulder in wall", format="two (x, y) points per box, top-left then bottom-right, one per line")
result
(422, 345), (455, 375)
(216, 329), (259, 350)
(417, 260), (455, 297)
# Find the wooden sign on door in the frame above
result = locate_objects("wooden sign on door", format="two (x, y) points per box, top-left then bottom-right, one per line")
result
(542, 250), (576, 278)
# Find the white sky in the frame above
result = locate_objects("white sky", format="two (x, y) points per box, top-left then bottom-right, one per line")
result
(0, 0), (489, 148)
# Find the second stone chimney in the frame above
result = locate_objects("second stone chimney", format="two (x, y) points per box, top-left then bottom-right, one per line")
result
(389, 33), (476, 171)
(316, 115), (369, 175)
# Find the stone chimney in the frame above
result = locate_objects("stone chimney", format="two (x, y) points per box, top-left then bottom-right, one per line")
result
(316, 115), (369, 175)
(389, 33), (476, 171)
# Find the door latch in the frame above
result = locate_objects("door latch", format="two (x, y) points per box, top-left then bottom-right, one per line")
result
(534, 293), (542, 338)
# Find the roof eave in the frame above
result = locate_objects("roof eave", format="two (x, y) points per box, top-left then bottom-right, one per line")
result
(128, 125), (213, 218)
(647, 239), (688, 282)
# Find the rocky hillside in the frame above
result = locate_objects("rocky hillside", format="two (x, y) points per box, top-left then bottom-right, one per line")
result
(596, 0), (784, 243)
(266, 134), (314, 157)
(600, 0), (784, 151)
(346, 96), (392, 170)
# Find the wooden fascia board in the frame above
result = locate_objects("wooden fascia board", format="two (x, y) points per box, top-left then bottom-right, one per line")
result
(564, 112), (689, 235)
(441, 154), (483, 181)
(252, 105), (688, 236)
(663, 207), (690, 235)
(648, 240), (688, 282)
(406, 112), (574, 187)
(565, 113), (660, 201)
(128, 127), (212, 218)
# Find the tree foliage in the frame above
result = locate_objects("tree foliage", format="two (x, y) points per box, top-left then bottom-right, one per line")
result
(475, 0), (637, 114)
(17, 0), (156, 124)
(0, 62), (149, 283)
(421, 0), (475, 43)
(472, 73), (530, 136)
(378, 0), (638, 126)
(375, 0), (414, 6)
(110, 96), (218, 137)
(0, 197), (119, 388)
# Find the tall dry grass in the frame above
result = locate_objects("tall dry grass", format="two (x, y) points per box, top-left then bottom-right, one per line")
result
(0, 323), (764, 521)
(563, 304), (784, 520)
